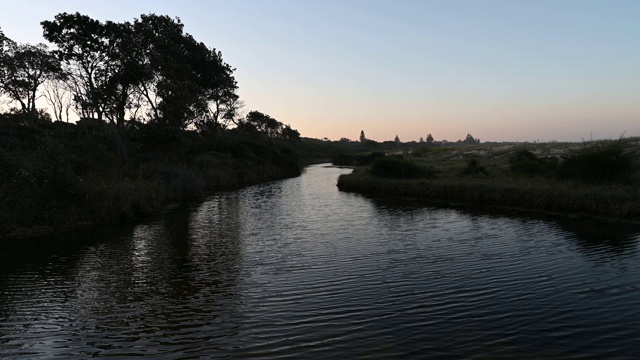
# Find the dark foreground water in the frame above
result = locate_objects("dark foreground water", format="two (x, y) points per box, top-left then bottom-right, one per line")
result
(2, 164), (640, 359)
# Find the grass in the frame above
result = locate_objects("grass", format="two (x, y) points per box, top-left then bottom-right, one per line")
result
(337, 138), (640, 222)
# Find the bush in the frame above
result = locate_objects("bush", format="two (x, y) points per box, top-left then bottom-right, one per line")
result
(557, 146), (634, 183)
(460, 158), (488, 176)
(411, 147), (430, 157)
(510, 148), (556, 175)
(332, 151), (385, 166)
(132, 122), (184, 152)
(360, 151), (386, 165)
(370, 157), (430, 179)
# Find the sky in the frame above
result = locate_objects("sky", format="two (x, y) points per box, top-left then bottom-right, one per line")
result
(1, 0), (639, 142)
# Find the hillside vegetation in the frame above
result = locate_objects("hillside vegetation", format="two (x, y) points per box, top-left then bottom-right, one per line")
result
(337, 139), (640, 222)
(0, 114), (309, 238)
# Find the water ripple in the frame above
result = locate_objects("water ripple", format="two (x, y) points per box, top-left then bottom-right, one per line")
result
(2, 165), (640, 358)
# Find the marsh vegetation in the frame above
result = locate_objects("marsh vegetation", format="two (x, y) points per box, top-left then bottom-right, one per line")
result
(337, 138), (640, 221)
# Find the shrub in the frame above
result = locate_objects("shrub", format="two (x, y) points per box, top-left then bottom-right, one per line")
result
(360, 151), (386, 165)
(557, 146), (634, 183)
(510, 148), (556, 175)
(370, 157), (429, 179)
(133, 122), (184, 152)
(460, 158), (488, 176)
(331, 153), (356, 166)
(411, 147), (430, 157)
(332, 151), (385, 166)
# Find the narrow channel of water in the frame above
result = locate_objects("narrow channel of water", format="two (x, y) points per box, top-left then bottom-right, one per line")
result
(2, 164), (640, 358)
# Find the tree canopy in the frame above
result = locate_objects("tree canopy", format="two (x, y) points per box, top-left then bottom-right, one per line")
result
(1, 14), (301, 143)
(240, 110), (299, 140)
(39, 13), (239, 132)
(464, 133), (479, 144)
(0, 26), (61, 124)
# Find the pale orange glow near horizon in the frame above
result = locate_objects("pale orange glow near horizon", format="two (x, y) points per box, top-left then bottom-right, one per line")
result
(241, 76), (639, 143)
(0, 1), (638, 143)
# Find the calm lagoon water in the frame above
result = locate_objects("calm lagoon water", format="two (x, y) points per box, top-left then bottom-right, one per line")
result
(2, 164), (640, 358)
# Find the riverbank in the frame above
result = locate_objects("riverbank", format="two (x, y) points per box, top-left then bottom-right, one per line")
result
(6, 163), (640, 359)
(0, 116), (428, 240)
(0, 119), (307, 240)
(337, 138), (640, 223)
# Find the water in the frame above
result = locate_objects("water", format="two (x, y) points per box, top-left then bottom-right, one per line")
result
(2, 164), (640, 358)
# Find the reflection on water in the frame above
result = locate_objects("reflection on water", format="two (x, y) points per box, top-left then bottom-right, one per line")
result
(554, 217), (640, 257)
(2, 164), (640, 358)
(370, 195), (640, 259)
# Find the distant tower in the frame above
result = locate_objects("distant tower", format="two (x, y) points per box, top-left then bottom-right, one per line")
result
(360, 130), (366, 142)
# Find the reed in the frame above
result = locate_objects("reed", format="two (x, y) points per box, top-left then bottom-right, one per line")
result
(337, 174), (640, 221)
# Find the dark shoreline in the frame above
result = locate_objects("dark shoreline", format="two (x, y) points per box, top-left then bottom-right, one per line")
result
(336, 138), (640, 224)
(0, 118), (314, 241)
(337, 174), (640, 225)
(2, 169), (303, 241)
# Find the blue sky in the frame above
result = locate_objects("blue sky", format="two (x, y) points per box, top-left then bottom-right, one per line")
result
(1, 0), (638, 142)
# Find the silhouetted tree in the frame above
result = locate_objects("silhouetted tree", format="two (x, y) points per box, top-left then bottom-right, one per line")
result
(131, 14), (196, 126)
(426, 133), (434, 145)
(0, 27), (8, 94)
(0, 27), (7, 52)
(394, 134), (400, 144)
(132, 14), (237, 129)
(42, 77), (73, 122)
(101, 20), (150, 133)
(419, 136), (424, 143)
(464, 133), (479, 144)
(199, 48), (239, 128)
(42, 13), (116, 123)
(42, 13), (152, 134)
(241, 110), (299, 140)
(360, 130), (366, 142)
(0, 40), (60, 123)
(280, 124), (300, 141)
(244, 111), (280, 137)
(42, 13), (239, 133)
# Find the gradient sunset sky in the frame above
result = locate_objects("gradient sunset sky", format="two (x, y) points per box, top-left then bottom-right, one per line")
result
(1, 0), (638, 142)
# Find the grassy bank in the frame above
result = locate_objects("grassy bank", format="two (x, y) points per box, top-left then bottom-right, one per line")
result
(337, 138), (640, 222)
(0, 118), (304, 239)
